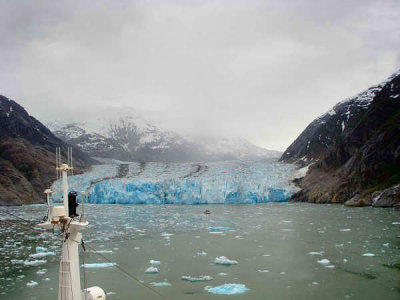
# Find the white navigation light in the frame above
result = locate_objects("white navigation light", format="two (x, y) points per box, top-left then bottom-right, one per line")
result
(83, 286), (106, 300)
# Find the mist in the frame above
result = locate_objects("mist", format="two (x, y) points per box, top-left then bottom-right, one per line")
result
(1, 0), (399, 150)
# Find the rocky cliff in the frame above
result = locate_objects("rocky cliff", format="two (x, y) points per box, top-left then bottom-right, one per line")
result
(281, 70), (400, 207)
(0, 95), (94, 205)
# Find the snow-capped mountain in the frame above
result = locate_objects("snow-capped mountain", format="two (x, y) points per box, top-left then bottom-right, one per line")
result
(281, 69), (400, 206)
(189, 135), (281, 160)
(48, 115), (278, 162)
(280, 70), (400, 164)
(0, 95), (93, 205)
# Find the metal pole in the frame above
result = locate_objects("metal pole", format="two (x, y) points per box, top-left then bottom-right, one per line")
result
(56, 148), (58, 181)
(80, 191), (85, 223)
(71, 147), (74, 176)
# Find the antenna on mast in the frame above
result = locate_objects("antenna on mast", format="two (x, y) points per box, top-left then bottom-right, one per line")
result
(56, 148), (59, 181)
(58, 147), (62, 179)
(71, 147), (74, 176)
(39, 149), (106, 300)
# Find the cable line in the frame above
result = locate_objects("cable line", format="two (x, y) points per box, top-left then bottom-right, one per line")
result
(0, 209), (168, 300)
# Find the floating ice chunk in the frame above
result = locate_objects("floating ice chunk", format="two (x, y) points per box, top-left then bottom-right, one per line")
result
(392, 222), (400, 225)
(150, 260), (160, 265)
(29, 251), (56, 258)
(82, 263), (117, 268)
(36, 246), (48, 252)
(43, 278), (51, 281)
(145, 266), (159, 273)
(24, 260), (47, 266)
(312, 281), (319, 285)
(317, 259), (330, 265)
(263, 254), (271, 257)
(36, 269), (47, 275)
(182, 275), (213, 282)
(27, 280), (38, 287)
(206, 283), (250, 295)
(218, 273), (228, 276)
(340, 229), (351, 232)
(308, 251), (323, 255)
(134, 247), (140, 250)
(325, 265), (335, 268)
(209, 226), (229, 232)
(96, 250), (113, 254)
(362, 253), (375, 257)
(161, 232), (174, 237)
(150, 282), (171, 287)
(281, 229), (295, 232)
(383, 243), (389, 247)
(11, 259), (24, 264)
(282, 220), (292, 224)
(214, 256), (238, 265)
(197, 251), (207, 256)
(258, 269), (269, 273)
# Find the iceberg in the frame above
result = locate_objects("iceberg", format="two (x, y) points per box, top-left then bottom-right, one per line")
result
(209, 226), (230, 232)
(145, 266), (159, 273)
(26, 280), (38, 288)
(317, 259), (330, 265)
(24, 260), (47, 266)
(36, 269), (47, 275)
(308, 251), (324, 255)
(36, 246), (48, 252)
(214, 256), (238, 265)
(150, 282), (171, 287)
(51, 159), (296, 205)
(206, 283), (250, 295)
(81, 263), (117, 268)
(29, 251), (56, 258)
(11, 259), (24, 264)
(181, 275), (213, 282)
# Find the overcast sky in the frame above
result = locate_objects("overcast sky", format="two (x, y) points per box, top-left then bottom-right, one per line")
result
(1, 0), (399, 151)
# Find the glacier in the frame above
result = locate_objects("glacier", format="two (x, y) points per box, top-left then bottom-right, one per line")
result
(51, 159), (297, 204)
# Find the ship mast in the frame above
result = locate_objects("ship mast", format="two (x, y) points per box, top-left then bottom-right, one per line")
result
(38, 147), (105, 300)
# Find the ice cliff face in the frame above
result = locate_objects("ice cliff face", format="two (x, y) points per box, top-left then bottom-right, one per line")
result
(52, 159), (297, 204)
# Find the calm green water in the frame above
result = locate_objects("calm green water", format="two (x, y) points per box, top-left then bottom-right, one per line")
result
(1, 203), (399, 300)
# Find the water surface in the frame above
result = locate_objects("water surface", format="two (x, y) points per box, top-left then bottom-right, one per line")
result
(1, 203), (399, 300)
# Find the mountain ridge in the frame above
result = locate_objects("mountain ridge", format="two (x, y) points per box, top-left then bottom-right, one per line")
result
(0, 95), (94, 205)
(281, 69), (400, 207)
(48, 116), (280, 162)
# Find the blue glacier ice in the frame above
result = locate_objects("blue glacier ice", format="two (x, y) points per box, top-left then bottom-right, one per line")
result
(51, 159), (297, 204)
(206, 283), (250, 295)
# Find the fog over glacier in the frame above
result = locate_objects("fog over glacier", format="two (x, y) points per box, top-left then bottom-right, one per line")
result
(1, 0), (399, 151)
